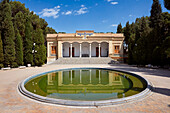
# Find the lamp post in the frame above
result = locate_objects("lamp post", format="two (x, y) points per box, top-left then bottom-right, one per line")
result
(32, 43), (37, 66)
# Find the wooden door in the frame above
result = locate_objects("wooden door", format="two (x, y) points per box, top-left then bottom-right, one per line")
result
(114, 46), (119, 53)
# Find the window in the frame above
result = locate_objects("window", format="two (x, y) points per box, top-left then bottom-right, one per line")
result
(51, 46), (56, 54)
(114, 46), (119, 53)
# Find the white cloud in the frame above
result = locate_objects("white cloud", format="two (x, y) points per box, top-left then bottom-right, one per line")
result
(107, 0), (113, 2)
(111, 24), (118, 27)
(102, 20), (108, 23)
(129, 14), (132, 17)
(81, 5), (85, 7)
(62, 11), (72, 15)
(74, 5), (88, 15)
(38, 6), (60, 19)
(110, 2), (118, 5)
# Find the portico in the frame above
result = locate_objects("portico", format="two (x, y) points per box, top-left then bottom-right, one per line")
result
(62, 42), (108, 58)
(46, 30), (125, 63)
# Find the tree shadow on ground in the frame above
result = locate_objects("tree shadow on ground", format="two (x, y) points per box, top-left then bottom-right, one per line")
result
(152, 87), (170, 96)
(108, 64), (170, 78)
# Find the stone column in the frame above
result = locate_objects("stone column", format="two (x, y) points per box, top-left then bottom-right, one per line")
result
(90, 69), (91, 83)
(80, 43), (81, 58)
(99, 43), (101, 57)
(80, 70), (82, 84)
(70, 43), (72, 58)
(89, 43), (91, 58)
(99, 70), (101, 83)
(61, 43), (63, 57)
(71, 70), (72, 84)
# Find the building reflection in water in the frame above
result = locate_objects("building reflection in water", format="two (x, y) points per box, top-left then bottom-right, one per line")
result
(47, 69), (129, 97)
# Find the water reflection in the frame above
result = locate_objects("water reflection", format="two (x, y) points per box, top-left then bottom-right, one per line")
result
(47, 69), (129, 94)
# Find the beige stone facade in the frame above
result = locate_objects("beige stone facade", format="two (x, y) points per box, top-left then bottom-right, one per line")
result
(46, 30), (125, 63)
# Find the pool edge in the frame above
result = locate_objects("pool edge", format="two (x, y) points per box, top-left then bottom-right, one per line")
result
(18, 67), (153, 107)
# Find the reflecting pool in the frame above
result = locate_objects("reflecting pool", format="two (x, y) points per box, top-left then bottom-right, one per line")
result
(24, 69), (147, 101)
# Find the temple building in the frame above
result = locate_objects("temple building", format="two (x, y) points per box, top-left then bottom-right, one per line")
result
(46, 30), (125, 63)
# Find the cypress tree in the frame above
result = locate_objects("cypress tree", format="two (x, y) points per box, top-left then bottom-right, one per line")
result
(24, 18), (33, 65)
(117, 23), (123, 33)
(33, 28), (46, 66)
(15, 30), (23, 66)
(0, 0), (16, 67)
(164, 0), (170, 10)
(150, 0), (163, 65)
(150, 0), (162, 28)
(124, 21), (131, 45)
(14, 11), (25, 38)
(0, 32), (4, 68)
(14, 11), (25, 66)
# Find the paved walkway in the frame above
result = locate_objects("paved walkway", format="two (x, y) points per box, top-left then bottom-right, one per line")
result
(0, 64), (170, 113)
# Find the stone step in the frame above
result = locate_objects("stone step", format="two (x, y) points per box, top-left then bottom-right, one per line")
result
(50, 57), (119, 64)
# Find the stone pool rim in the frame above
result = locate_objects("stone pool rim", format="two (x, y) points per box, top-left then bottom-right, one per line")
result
(18, 67), (152, 107)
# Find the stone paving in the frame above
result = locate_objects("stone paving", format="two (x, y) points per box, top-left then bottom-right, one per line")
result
(0, 64), (170, 113)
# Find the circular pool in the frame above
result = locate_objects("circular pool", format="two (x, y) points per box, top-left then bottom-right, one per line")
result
(18, 68), (152, 106)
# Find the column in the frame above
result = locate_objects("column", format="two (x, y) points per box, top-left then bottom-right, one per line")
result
(90, 70), (91, 84)
(80, 43), (81, 58)
(61, 43), (63, 57)
(70, 43), (72, 58)
(99, 70), (101, 84)
(71, 70), (72, 84)
(99, 43), (101, 57)
(89, 43), (91, 58)
(80, 70), (82, 84)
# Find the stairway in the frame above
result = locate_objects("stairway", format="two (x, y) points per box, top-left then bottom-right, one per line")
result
(50, 57), (119, 64)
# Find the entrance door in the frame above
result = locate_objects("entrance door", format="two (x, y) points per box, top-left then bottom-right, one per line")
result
(69, 47), (74, 57)
(72, 47), (74, 57)
(96, 47), (101, 57)
(96, 47), (99, 57)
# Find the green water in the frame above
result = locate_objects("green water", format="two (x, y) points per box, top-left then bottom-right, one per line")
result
(25, 69), (147, 101)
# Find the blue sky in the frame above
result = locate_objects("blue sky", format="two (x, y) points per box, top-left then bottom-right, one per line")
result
(18, 0), (169, 33)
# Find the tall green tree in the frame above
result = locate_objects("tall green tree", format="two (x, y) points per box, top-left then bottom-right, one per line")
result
(15, 30), (23, 65)
(14, 11), (25, 38)
(124, 21), (131, 45)
(24, 17), (33, 65)
(0, 0), (16, 66)
(0, 32), (4, 68)
(164, 0), (170, 10)
(150, 0), (163, 28)
(46, 27), (57, 34)
(117, 23), (123, 33)
(32, 28), (46, 66)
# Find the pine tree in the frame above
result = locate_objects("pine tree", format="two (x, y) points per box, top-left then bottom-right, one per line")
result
(117, 23), (123, 33)
(15, 30), (23, 66)
(0, 0), (16, 67)
(0, 31), (4, 68)
(24, 17), (33, 65)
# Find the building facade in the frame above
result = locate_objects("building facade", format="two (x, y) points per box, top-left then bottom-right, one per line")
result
(46, 30), (125, 63)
